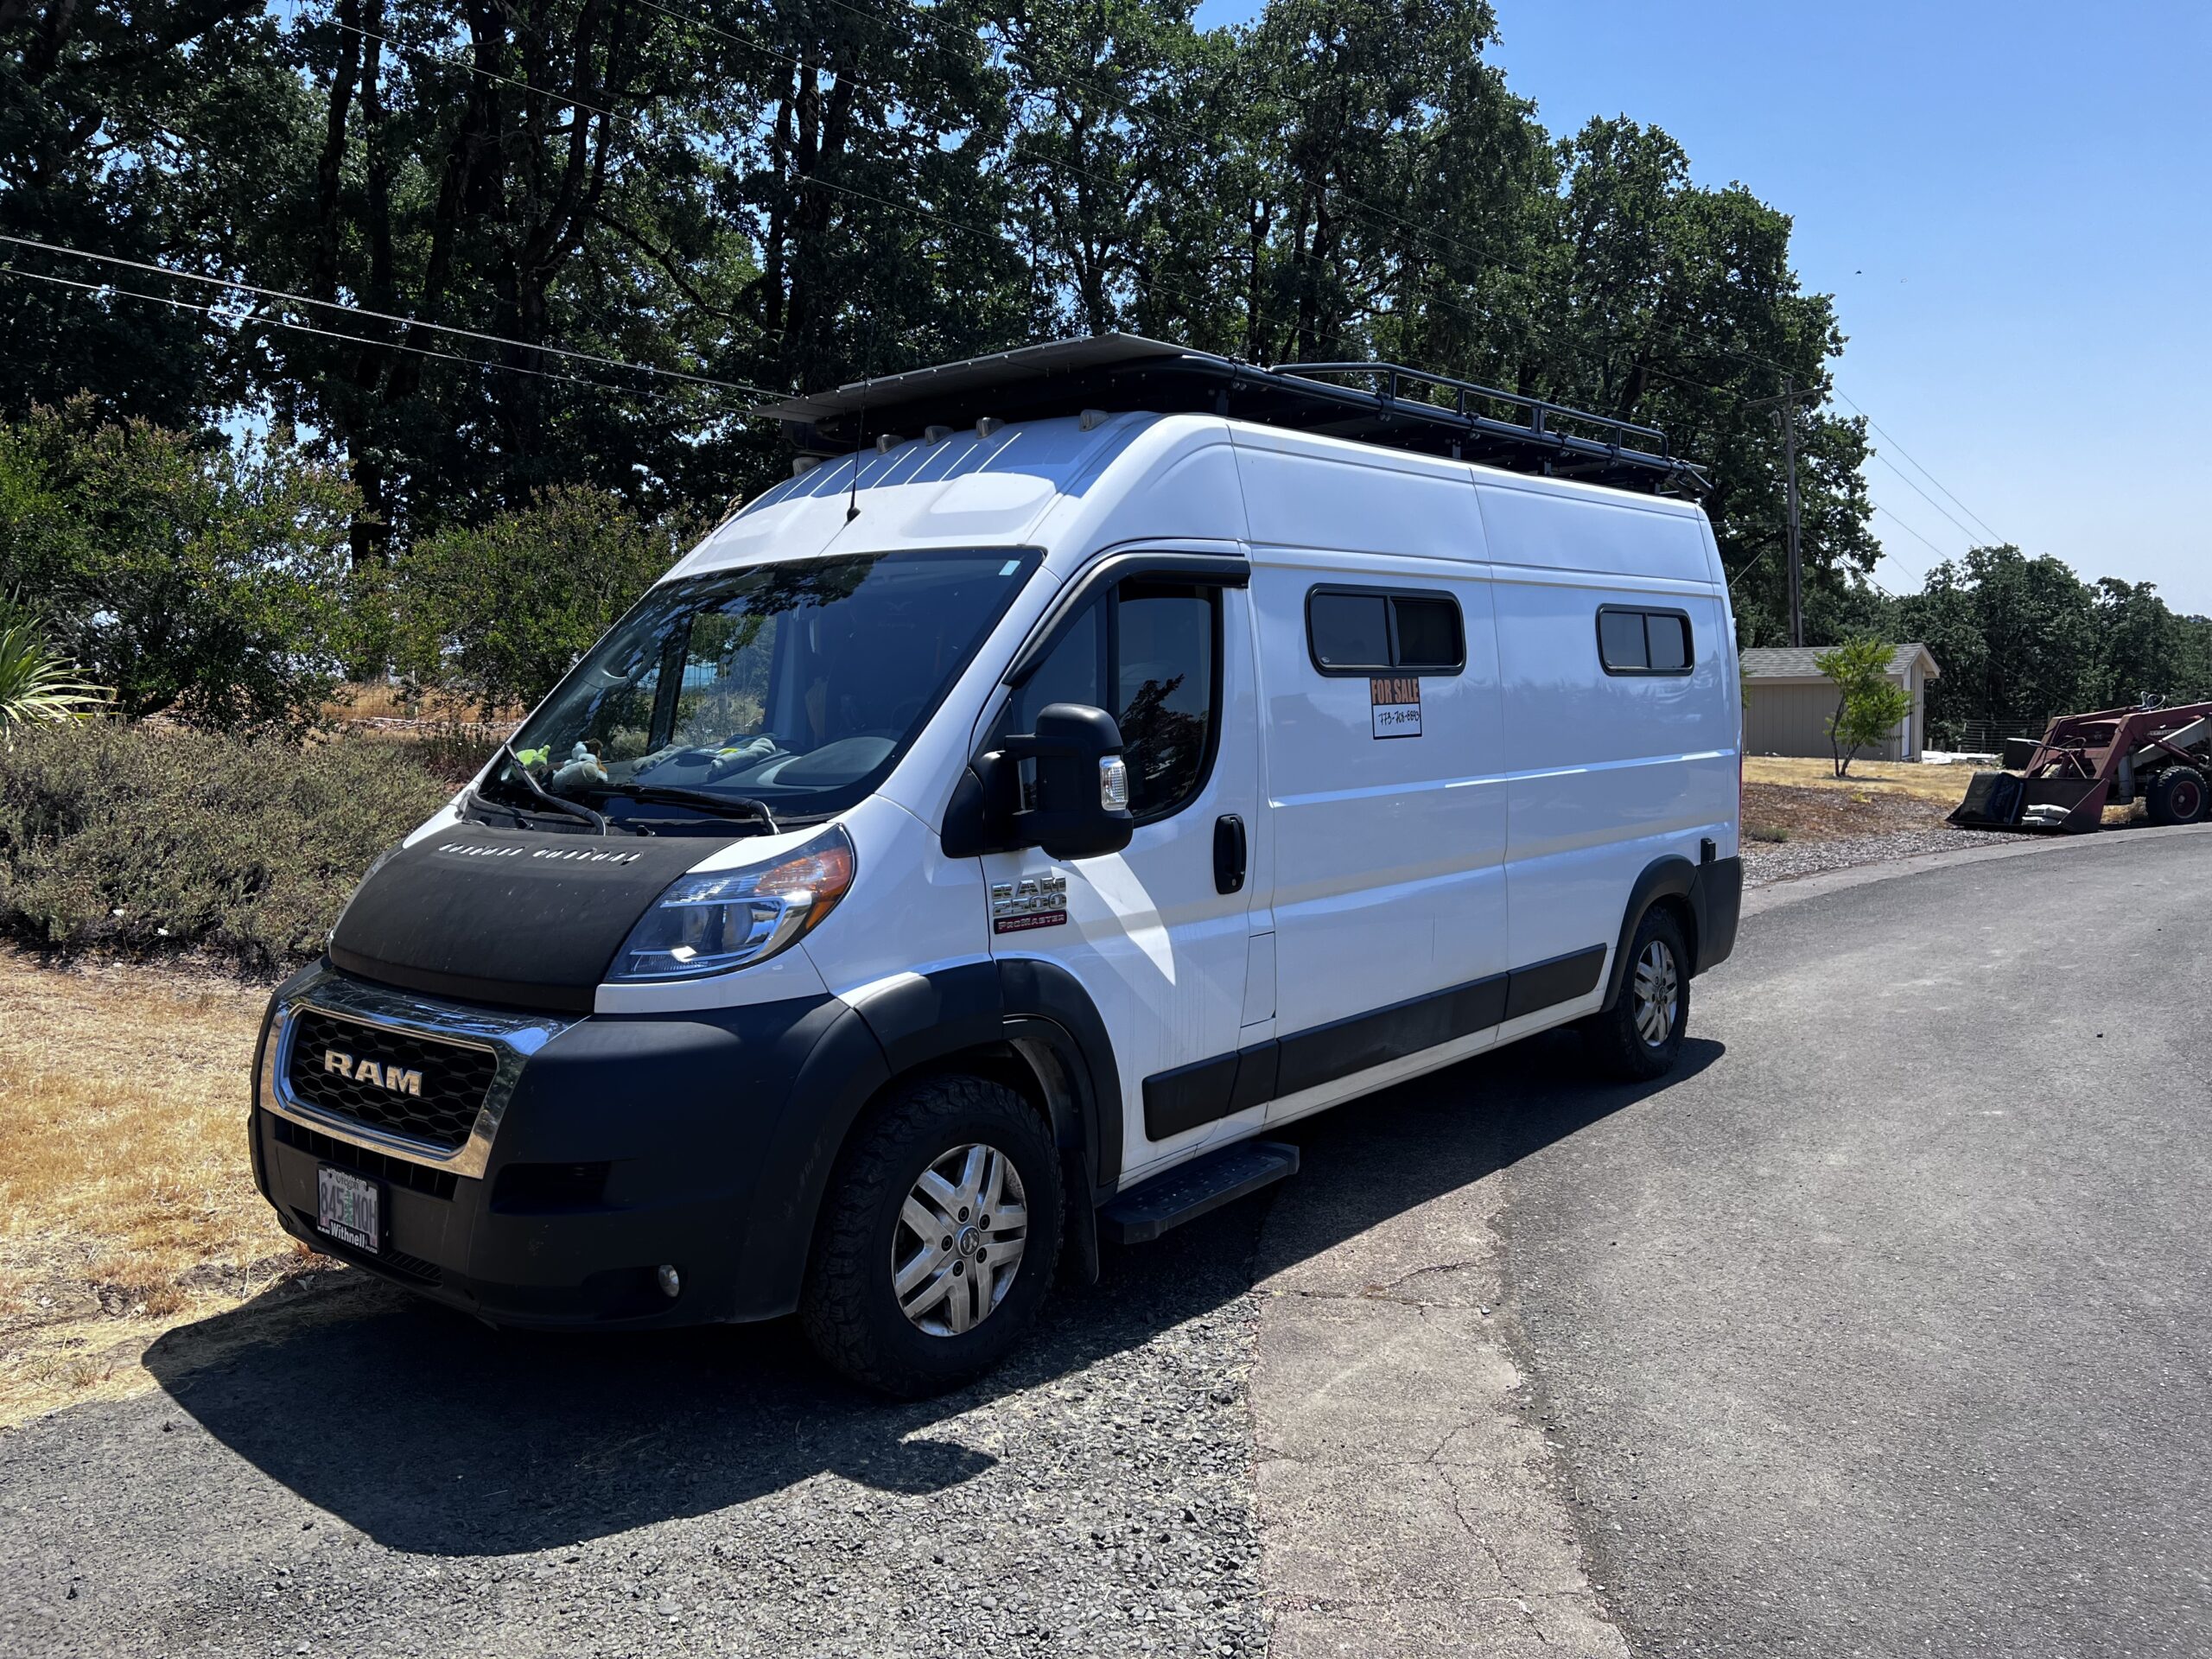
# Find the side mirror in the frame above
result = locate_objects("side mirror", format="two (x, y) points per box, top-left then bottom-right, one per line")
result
(941, 702), (1136, 860)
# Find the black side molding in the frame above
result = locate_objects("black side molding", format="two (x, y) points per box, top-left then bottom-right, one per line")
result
(1276, 972), (1509, 1099)
(1138, 944), (1607, 1141)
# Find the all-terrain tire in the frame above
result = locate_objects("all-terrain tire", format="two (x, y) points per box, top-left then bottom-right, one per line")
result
(799, 1073), (1064, 1398)
(1579, 906), (1690, 1083)
(2145, 765), (2208, 827)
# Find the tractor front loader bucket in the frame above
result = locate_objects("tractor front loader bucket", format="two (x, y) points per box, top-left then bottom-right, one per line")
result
(1948, 772), (2111, 833)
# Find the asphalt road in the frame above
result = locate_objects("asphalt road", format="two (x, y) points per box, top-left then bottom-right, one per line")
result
(1501, 831), (2212, 1656)
(2, 830), (2206, 1657)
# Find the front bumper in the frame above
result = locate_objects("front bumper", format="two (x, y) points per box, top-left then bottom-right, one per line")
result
(252, 961), (888, 1328)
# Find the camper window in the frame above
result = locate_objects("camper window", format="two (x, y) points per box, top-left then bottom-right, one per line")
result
(1306, 585), (1465, 677)
(1596, 606), (1694, 677)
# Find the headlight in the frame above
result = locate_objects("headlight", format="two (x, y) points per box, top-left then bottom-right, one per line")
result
(608, 827), (855, 982)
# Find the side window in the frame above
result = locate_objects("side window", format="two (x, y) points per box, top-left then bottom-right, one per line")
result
(1116, 582), (1217, 819)
(992, 581), (1221, 823)
(1308, 591), (1390, 671)
(1306, 585), (1465, 676)
(1597, 606), (1694, 677)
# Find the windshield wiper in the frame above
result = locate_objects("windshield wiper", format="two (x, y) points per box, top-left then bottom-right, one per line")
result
(592, 782), (781, 834)
(475, 741), (610, 835)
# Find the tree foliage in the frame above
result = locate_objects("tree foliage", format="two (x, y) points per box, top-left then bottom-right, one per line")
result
(391, 483), (699, 711)
(1815, 637), (1912, 779)
(2, 0), (1870, 632)
(0, 400), (359, 730)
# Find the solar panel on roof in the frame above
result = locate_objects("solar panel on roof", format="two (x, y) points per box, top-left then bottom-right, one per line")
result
(754, 334), (1707, 495)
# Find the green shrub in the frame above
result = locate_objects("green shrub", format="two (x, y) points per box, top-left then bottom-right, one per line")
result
(0, 722), (451, 974)
(392, 486), (696, 713)
(0, 402), (359, 733)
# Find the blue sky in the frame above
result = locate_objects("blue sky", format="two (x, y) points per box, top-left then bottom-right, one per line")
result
(1193, 1), (2212, 612)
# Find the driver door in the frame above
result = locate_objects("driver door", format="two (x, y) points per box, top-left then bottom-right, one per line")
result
(981, 569), (1265, 1182)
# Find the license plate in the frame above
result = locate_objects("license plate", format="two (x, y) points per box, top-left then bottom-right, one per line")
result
(316, 1166), (382, 1253)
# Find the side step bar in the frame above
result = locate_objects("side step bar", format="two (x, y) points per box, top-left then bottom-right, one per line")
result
(1098, 1140), (1300, 1245)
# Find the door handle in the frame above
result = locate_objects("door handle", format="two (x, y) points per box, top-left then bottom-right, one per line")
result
(1213, 814), (1247, 895)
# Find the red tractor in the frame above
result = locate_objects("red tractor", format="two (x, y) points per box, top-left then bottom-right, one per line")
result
(1951, 701), (2212, 833)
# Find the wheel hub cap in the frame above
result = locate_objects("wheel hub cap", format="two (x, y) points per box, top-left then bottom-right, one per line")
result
(1633, 938), (1679, 1048)
(892, 1143), (1029, 1338)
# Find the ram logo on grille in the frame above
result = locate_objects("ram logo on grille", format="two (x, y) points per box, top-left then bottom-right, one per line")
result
(323, 1049), (424, 1097)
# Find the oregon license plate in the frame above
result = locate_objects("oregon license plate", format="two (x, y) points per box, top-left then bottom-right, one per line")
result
(315, 1166), (381, 1253)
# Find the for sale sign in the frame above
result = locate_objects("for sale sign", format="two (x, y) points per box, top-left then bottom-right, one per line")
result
(1370, 675), (1422, 739)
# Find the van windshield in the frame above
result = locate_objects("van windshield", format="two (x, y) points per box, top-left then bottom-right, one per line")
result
(479, 548), (1039, 830)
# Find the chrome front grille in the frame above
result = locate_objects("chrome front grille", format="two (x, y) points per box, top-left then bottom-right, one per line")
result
(258, 962), (576, 1179)
(284, 1008), (496, 1151)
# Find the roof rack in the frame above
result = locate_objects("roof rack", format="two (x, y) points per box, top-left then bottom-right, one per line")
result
(750, 334), (1707, 494)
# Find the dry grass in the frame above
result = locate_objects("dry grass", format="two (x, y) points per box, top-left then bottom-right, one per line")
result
(1743, 756), (2142, 840)
(322, 680), (520, 727)
(0, 950), (327, 1424)
(1742, 753), (1977, 804)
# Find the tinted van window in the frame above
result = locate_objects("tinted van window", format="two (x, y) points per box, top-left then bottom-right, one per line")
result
(1306, 586), (1465, 676)
(1597, 606), (1694, 677)
(995, 581), (1221, 822)
(1307, 591), (1391, 671)
(1391, 595), (1464, 671)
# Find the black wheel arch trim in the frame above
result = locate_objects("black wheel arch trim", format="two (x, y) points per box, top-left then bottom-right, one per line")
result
(841, 957), (1125, 1204)
(1600, 850), (1742, 1012)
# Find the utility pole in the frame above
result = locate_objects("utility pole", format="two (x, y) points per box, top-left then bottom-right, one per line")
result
(1748, 378), (1817, 647)
(1780, 374), (1804, 646)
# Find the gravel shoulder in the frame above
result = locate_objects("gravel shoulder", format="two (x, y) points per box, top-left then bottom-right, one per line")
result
(0, 1210), (1271, 1659)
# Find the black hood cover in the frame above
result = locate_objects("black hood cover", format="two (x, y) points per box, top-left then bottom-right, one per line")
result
(329, 825), (738, 1013)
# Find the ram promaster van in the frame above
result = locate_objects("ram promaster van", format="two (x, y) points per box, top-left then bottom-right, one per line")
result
(251, 337), (1741, 1395)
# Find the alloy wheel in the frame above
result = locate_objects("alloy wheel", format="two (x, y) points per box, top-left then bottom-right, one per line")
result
(1632, 938), (1679, 1048)
(892, 1143), (1029, 1337)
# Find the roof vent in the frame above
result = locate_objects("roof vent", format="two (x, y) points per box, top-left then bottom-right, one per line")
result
(976, 416), (1005, 439)
(874, 433), (901, 454)
(791, 456), (820, 476)
(1078, 408), (1109, 431)
(924, 423), (952, 444)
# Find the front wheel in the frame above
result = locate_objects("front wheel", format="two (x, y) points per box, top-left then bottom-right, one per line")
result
(800, 1074), (1064, 1397)
(2146, 765), (2207, 827)
(1580, 907), (1689, 1082)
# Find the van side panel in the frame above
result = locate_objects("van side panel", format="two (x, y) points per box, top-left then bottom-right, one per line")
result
(1479, 483), (1737, 987)
(1246, 550), (1510, 1052)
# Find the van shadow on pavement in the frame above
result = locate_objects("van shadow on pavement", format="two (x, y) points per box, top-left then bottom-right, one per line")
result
(143, 1031), (1720, 1557)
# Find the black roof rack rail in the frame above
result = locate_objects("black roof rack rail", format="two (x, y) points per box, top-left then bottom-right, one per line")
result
(751, 334), (1707, 495)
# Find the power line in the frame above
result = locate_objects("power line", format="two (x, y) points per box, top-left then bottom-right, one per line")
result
(1860, 442), (1991, 550)
(0, 232), (772, 397)
(0, 263), (721, 400)
(1831, 387), (2005, 543)
(1869, 498), (1955, 582)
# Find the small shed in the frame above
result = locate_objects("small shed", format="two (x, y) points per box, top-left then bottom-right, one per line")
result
(1739, 642), (1942, 763)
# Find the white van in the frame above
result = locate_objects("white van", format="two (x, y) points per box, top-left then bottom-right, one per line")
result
(251, 338), (1741, 1395)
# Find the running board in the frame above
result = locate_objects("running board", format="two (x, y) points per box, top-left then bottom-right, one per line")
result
(1098, 1140), (1300, 1245)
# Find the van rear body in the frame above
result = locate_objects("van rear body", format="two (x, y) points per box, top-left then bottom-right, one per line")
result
(251, 341), (1740, 1392)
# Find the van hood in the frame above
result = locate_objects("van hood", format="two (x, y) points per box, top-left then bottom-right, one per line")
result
(328, 826), (736, 1013)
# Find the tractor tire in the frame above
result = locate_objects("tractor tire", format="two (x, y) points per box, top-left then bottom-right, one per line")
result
(2146, 766), (2208, 827)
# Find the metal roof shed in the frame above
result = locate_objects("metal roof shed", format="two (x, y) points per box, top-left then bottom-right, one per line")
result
(1740, 642), (1942, 762)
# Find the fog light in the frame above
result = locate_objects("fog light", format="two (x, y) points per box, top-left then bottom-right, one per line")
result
(655, 1263), (682, 1300)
